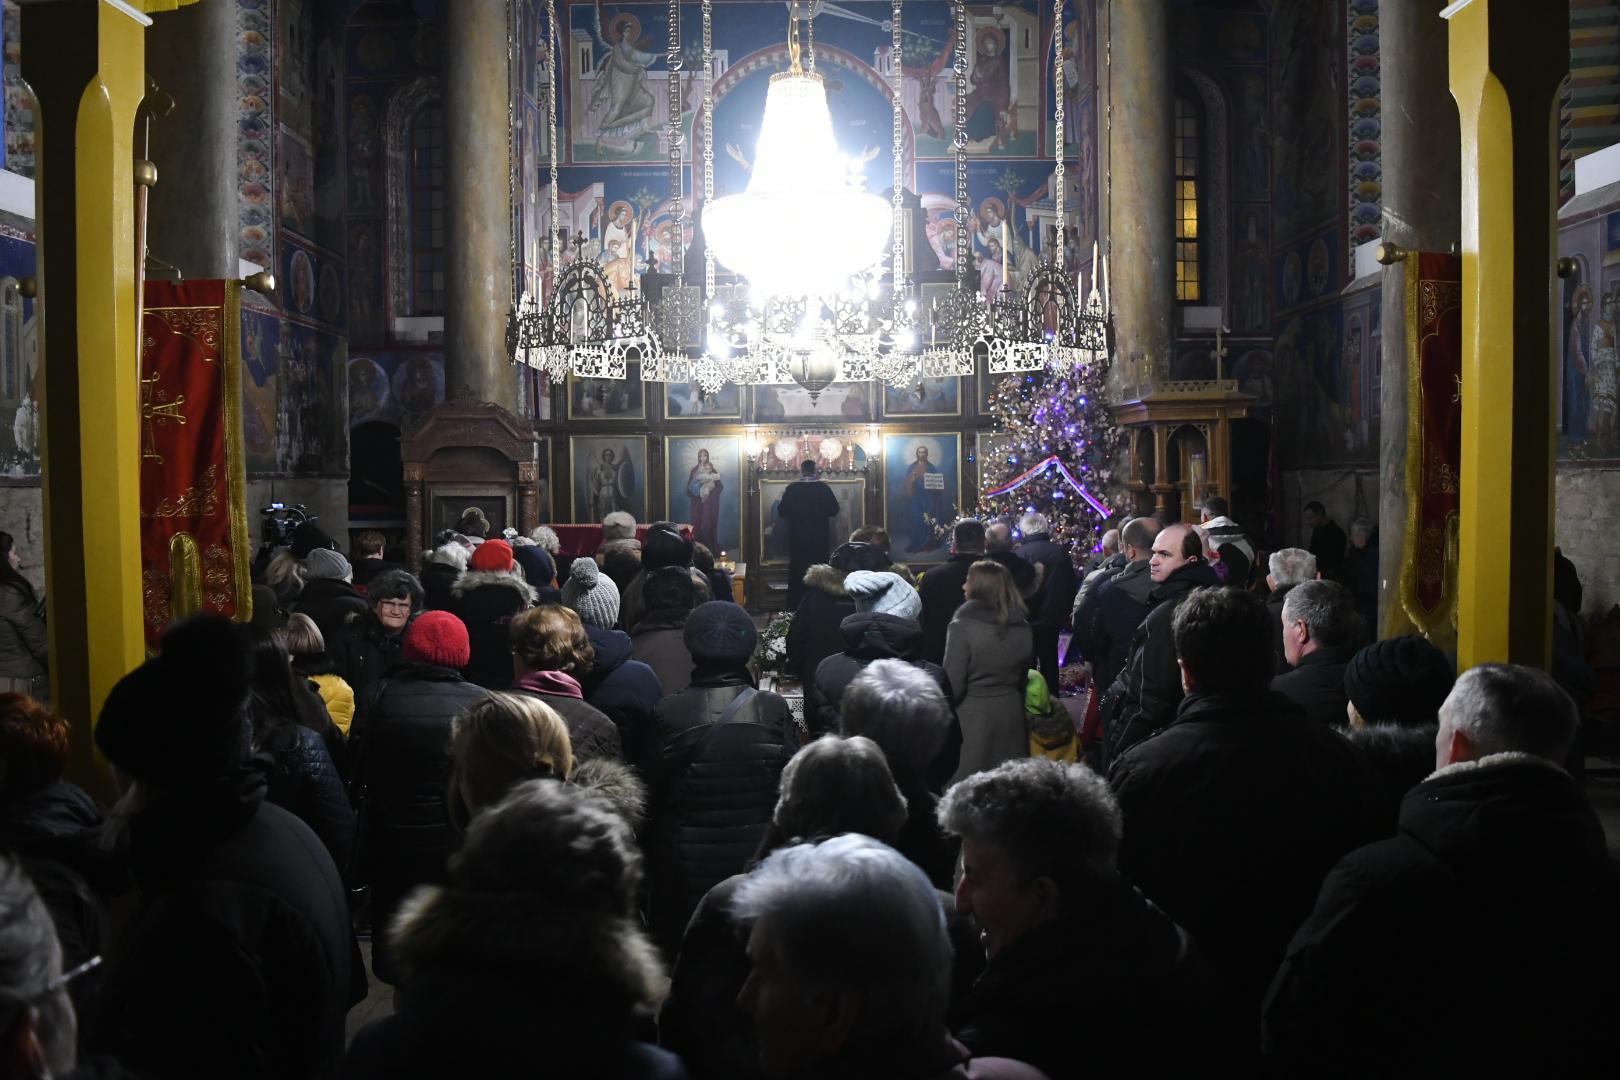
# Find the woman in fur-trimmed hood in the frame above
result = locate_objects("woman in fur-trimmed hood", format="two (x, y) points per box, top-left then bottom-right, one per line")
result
(449, 539), (540, 690)
(784, 542), (889, 689)
(344, 778), (686, 1080)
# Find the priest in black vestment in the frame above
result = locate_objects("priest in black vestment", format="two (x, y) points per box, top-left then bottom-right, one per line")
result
(778, 460), (840, 610)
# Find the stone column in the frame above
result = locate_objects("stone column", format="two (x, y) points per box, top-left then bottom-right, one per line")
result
(443, 0), (517, 411)
(1377, 0), (1462, 638)
(145, 0), (237, 278)
(1106, 0), (1173, 399)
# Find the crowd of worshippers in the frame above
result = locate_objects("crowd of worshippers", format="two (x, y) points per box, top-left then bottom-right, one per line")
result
(0, 499), (1612, 1079)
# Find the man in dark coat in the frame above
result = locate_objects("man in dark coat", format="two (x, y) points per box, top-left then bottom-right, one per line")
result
(90, 616), (358, 1079)
(917, 519), (987, 665)
(1263, 547), (1317, 675)
(1109, 588), (1376, 1016)
(1103, 524), (1222, 759)
(1264, 664), (1620, 1076)
(648, 603), (799, 956)
(351, 611), (491, 984)
(983, 523), (1042, 601)
(810, 571), (947, 737)
(778, 460), (841, 611)
(1014, 513), (1078, 694)
(1270, 579), (1358, 727)
(1303, 500), (1346, 579)
(350, 529), (401, 590)
(942, 759), (1241, 1079)
(1072, 516), (1157, 696)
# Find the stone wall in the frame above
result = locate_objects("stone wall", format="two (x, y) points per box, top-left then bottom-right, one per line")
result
(1556, 467), (1620, 619)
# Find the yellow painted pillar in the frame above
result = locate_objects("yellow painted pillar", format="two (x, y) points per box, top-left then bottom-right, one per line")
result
(23, 0), (150, 794)
(1445, 0), (1566, 671)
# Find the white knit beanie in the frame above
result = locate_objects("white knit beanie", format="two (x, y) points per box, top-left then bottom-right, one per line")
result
(843, 570), (922, 621)
(562, 557), (621, 630)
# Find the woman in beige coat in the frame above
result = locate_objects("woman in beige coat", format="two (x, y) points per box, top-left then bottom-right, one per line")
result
(944, 559), (1033, 783)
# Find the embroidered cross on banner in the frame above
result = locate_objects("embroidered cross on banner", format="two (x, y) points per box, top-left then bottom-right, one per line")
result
(141, 369), (187, 463)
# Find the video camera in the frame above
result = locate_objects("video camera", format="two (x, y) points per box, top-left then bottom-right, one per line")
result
(260, 502), (315, 549)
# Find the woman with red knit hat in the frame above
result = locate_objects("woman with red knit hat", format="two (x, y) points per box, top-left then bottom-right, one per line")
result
(448, 538), (539, 690)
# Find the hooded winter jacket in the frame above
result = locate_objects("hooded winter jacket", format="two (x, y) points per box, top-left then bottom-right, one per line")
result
(1263, 753), (1620, 1075)
(449, 569), (538, 690)
(581, 625), (665, 769)
(809, 612), (951, 737)
(785, 564), (856, 686)
(1103, 560), (1223, 758)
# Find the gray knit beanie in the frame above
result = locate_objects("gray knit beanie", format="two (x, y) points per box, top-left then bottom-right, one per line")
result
(301, 547), (352, 582)
(563, 556), (621, 630)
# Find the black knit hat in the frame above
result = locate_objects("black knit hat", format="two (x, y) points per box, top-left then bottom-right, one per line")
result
(642, 526), (694, 571)
(830, 541), (888, 573)
(289, 521), (338, 559)
(96, 615), (253, 787)
(684, 601), (757, 663)
(1343, 635), (1455, 728)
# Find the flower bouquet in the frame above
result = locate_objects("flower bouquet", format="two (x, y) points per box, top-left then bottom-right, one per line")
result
(754, 611), (795, 684)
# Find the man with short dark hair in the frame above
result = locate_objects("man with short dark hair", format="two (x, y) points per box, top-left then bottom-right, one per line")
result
(917, 518), (988, 664)
(351, 529), (399, 589)
(1073, 516), (1158, 698)
(1264, 665), (1620, 1074)
(1015, 513), (1078, 695)
(1109, 588), (1374, 1016)
(941, 759), (1238, 1078)
(778, 460), (841, 611)
(1103, 523), (1221, 758)
(1302, 501), (1346, 578)
(984, 523), (1041, 600)
(1270, 579), (1358, 726)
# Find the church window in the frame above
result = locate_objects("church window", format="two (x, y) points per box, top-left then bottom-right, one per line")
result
(409, 104), (446, 316)
(1175, 95), (1201, 302)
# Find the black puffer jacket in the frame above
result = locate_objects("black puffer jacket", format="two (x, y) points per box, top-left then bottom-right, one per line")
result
(1264, 755), (1620, 1075)
(1343, 722), (1437, 837)
(258, 723), (356, 876)
(951, 882), (1242, 1078)
(1104, 561), (1223, 758)
(1075, 559), (1153, 696)
(352, 662), (491, 983)
(647, 671), (799, 956)
(293, 578), (371, 645)
(582, 626), (665, 770)
(328, 613), (407, 706)
(92, 767), (357, 1080)
(419, 561), (462, 611)
(1109, 690), (1377, 1010)
(785, 565), (854, 687)
(449, 570), (538, 690)
(810, 612), (950, 737)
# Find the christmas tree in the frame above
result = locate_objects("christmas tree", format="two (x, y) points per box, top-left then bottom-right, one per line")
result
(977, 341), (1124, 547)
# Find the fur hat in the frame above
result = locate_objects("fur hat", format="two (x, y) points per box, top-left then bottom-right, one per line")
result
(456, 507), (492, 539)
(843, 571), (922, 621)
(562, 557), (621, 630)
(290, 521), (338, 559)
(684, 601), (757, 663)
(403, 610), (471, 669)
(96, 615), (253, 787)
(470, 538), (516, 573)
(601, 511), (638, 543)
(301, 547), (351, 582)
(1343, 635), (1455, 728)
(642, 526), (694, 572)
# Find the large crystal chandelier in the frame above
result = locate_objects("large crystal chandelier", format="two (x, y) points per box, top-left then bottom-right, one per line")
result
(701, 1), (891, 301)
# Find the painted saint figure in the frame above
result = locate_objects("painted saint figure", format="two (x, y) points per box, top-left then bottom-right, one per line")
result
(902, 445), (946, 556)
(591, 447), (622, 521)
(1591, 290), (1618, 450)
(1565, 284), (1592, 441)
(589, 8), (657, 152)
(686, 448), (724, 552)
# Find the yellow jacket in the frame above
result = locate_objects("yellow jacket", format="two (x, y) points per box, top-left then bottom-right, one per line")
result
(309, 673), (356, 736)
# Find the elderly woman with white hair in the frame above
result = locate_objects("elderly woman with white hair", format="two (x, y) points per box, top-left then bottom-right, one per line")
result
(419, 539), (470, 612)
(729, 834), (1046, 1080)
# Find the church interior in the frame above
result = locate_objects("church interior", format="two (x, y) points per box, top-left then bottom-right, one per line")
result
(0, 0), (1618, 1074)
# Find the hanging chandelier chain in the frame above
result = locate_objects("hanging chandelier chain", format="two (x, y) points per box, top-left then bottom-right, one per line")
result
(703, 0), (715, 301)
(953, 0), (969, 290)
(1053, 0), (1065, 271)
(506, 0), (518, 303)
(891, 0), (904, 288)
(667, 0), (685, 277)
(806, 4), (815, 74)
(546, 0), (560, 281)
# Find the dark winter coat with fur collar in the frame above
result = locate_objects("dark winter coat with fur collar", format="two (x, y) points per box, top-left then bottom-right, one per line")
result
(448, 569), (539, 690)
(342, 854), (684, 1079)
(785, 564), (855, 689)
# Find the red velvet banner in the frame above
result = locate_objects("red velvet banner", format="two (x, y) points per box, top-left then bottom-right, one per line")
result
(1400, 252), (1462, 638)
(139, 280), (251, 646)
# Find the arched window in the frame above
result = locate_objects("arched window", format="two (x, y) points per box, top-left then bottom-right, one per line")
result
(409, 103), (446, 316)
(1175, 95), (1202, 302)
